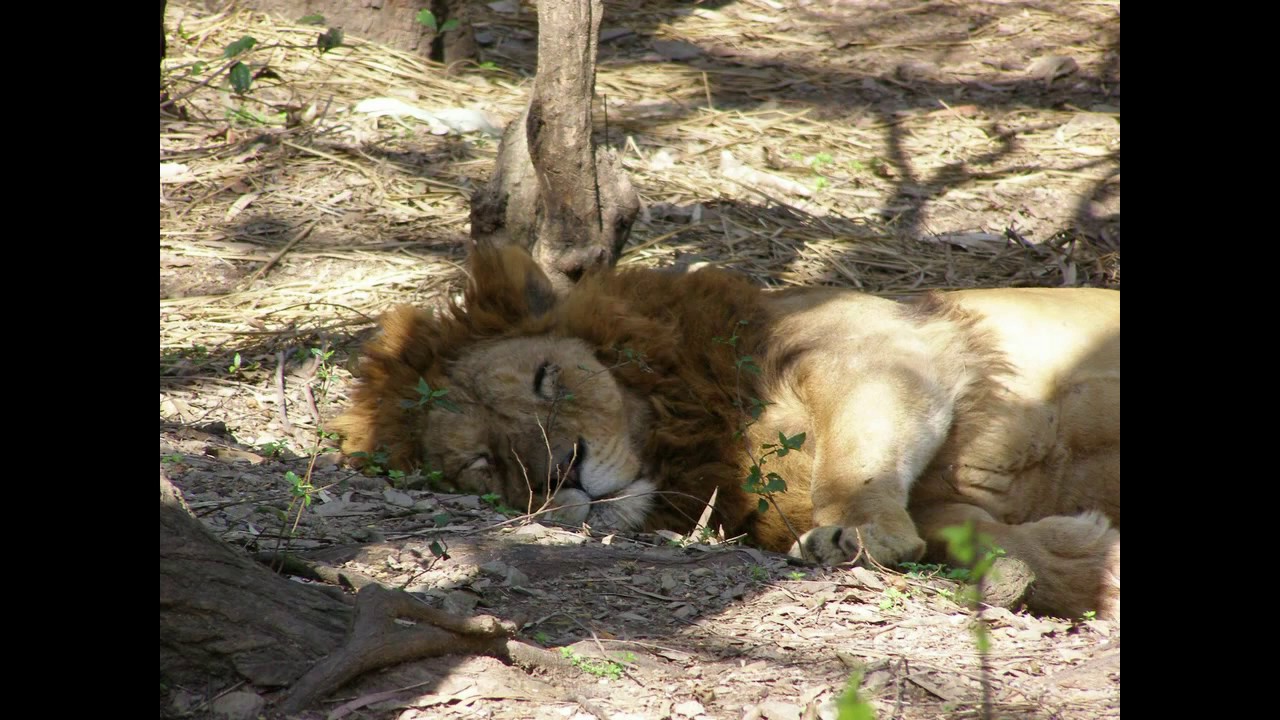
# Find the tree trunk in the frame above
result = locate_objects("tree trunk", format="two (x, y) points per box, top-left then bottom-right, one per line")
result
(161, 0), (167, 61)
(470, 0), (639, 292)
(160, 470), (566, 714)
(159, 470), (350, 693)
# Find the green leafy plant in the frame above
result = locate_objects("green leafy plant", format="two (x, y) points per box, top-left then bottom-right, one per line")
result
(937, 522), (1006, 607)
(1082, 609), (1097, 621)
(743, 430), (807, 512)
(223, 36), (258, 58)
(162, 453), (184, 465)
(415, 10), (461, 33)
(311, 348), (336, 380)
(558, 648), (630, 680)
(878, 587), (907, 611)
(481, 493), (522, 517)
(938, 520), (1006, 719)
(714, 320), (807, 548)
(749, 565), (768, 581)
(228, 62), (252, 94)
(835, 671), (876, 720)
(351, 444), (444, 489)
(899, 561), (972, 583)
(221, 36), (259, 94)
(348, 447), (391, 476)
(163, 27), (338, 120)
(428, 539), (450, 561)
(695, 524), (718, 544)
(226, 352), (262, 374)
(258, 440), (290, 458)
(787, 571), (807, 581)
(404, 378), (461, 413)
(282, 469), (317, 538)
(266, 346), (345, 563)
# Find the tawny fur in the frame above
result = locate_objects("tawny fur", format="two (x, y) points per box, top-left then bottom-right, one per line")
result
(334, 246), (1120, 621)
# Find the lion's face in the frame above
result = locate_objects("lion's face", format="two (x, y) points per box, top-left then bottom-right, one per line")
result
(423, 335), (657, 531)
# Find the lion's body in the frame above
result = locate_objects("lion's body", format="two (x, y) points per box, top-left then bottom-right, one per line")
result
(336, 248), (1119, 620)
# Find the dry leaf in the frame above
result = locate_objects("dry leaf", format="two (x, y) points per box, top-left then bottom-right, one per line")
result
(673, 700), (707, 717)
(1026, 55), (1078, 84)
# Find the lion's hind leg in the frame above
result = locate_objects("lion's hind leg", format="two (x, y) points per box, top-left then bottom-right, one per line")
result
(914, 503), (1119, 622)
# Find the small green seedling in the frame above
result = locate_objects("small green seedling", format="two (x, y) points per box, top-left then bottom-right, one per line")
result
(415, 10), (460, 33)
(403, 378), (461, 413)
(558, 648), (630, 680)
(481, 493), (521, 517)
(835, 671), (876, 720)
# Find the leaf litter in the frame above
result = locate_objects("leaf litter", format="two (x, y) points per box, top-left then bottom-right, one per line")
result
(161, 1), (1120, 717)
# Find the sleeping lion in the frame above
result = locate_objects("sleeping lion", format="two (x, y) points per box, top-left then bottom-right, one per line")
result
(335, 246), (1119, 620)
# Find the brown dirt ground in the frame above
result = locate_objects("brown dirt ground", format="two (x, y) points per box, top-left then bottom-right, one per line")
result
(160, 1), (1119, 718)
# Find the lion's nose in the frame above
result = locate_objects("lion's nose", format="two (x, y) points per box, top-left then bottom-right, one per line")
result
(554, 439), (588, 491)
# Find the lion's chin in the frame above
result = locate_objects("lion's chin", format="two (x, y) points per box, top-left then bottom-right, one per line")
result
(545, 478), (656, 531)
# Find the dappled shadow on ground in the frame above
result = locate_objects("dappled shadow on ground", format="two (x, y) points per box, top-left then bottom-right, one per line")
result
(162, 445), (1119, 718)
(161, 4), (1120, 713)
(161, 0), (1119, 312)
(475, 0), (1119, 245)
(161, 273), (1119, 719)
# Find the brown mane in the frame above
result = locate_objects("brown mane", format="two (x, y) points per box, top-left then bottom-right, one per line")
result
(334, 247), (781, 535)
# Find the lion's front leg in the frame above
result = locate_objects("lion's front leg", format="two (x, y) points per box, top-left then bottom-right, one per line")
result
(788, 481), (925, 566)
(786, 374), (950, 568)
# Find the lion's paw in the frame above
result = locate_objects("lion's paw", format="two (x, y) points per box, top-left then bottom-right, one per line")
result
(788, 526), (861, 565)
(788, 524), (925, 567)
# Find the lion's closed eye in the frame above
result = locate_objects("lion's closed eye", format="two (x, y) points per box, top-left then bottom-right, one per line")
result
(533, 361), (562, 400)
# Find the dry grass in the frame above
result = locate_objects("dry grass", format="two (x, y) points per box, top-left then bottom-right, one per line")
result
(160, 1), (1117, 356)
(160, 5), (1120, 717)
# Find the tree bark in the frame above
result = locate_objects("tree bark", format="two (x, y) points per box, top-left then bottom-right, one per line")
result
(470, 0), (639, 292)
(161, 0), (167, 61)
(160, 470), (567, 714)
(159, 470), (350, 691)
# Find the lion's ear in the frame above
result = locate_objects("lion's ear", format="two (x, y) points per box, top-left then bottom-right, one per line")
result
(467, 244), (558, 320)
